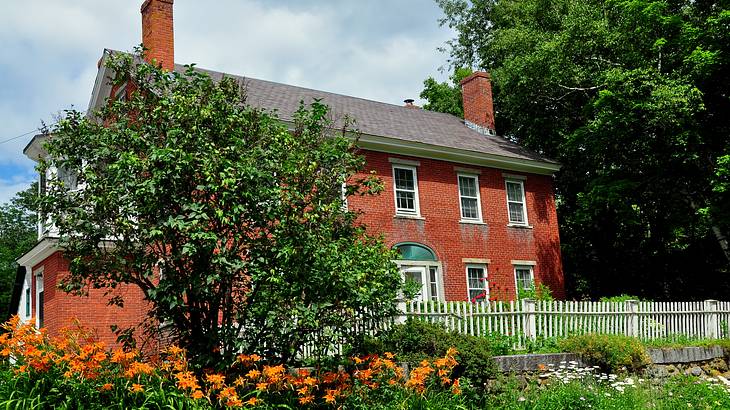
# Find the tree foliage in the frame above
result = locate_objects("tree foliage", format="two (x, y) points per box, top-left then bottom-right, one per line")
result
(38, 50), (402, 367)
(430, 0), (730, 299)
(420, 67), (472, 117)
(0, 184), (37, 322)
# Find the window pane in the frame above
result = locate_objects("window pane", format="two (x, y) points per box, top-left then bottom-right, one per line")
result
(459, 176), (477, 197)
(516, 268), (533, 290)
(509, 203), (524, 223)
(25, 288), (30, 316)
(429, 267), (437, 283)
(38, 291), (44, 328)
(396, 191), (415, 211)
(506, 182), (523, 201)
(429, 267), (439, 301)
(394, 168), (414, 190)
(469, 289), (484, 300)
(461, 197), (478, 219)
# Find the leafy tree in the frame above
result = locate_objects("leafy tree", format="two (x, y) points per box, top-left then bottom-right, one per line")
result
(0, 184), (37, 322)
(431, 0), (730, 299)
(420, 67), (472, 117)
(38, 50), (402, 367)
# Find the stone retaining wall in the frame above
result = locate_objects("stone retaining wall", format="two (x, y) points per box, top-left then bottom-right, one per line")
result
(493, 346), (729, 379)
(645, 346), (728, 378)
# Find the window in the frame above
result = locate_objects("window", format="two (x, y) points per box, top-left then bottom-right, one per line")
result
(115, 82), (128, 102)
(466, 264), (488, 302)
(393, 165), (420, 215)
(505, 180), (527, 224)
(35, 273), (44, 328)
(458, 174), (482, 221)
(25, 288), (31, 318)
(402, 265), (441, 302)
(514, 265), (534, 292)
(57, 164), (78, 191)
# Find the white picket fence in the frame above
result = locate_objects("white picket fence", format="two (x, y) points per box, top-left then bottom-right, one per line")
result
(399, 299), (730, 349)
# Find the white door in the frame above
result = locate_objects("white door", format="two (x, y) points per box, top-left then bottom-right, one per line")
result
(402, 266), (428, 302)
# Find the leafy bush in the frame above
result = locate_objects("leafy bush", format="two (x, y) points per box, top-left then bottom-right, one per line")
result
(360, 319), (506, 386)
(557, 333), (650, 373)
(598, 294), (645, 302)
(517, 283), (554, 301)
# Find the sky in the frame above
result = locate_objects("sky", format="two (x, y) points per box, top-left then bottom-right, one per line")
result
(0, 0), (454, 204)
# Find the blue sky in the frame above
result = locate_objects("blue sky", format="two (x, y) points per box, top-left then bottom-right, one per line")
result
(0, 0), (453, 204)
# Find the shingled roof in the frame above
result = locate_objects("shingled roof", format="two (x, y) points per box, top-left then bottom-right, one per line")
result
(186, 65), (556, 165)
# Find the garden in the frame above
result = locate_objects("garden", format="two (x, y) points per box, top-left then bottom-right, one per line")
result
(3, 315), (730, 409)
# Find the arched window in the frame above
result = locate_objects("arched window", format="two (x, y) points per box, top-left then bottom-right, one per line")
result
(393, 243), (437, 261)
(393, 243), (442, 302)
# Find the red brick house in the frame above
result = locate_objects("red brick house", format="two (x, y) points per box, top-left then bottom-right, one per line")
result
(11, 0), (563, 344)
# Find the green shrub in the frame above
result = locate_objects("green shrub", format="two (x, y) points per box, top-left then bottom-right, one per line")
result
(360, 319), (504, 386)
(557, 333), (650, 373)
(517, 283), (554, 301)
(598, 294), (644, 302)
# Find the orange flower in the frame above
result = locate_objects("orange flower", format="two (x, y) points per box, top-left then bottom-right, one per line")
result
(130, 383), (144, 393)
(384, 352), (395, 359)
(246, 369), (261, 380)
(255, 382), (268, 391)
(175, 371), (200, 390)
(206, 373), (226, 389)
(226, 396), (243, 407)
(324, 389), (337, 404)
(244, 397), (260, 406)
(100, 383), (113, 391)
(451, 378), (461, 395)
(191, 390), (204, 400)
(166, 345), (184, 356)
(92, 351), (107, 362)
(125, 361), (154, 378)
(297, 386), (309, 396)
(298, 395), (314, 405)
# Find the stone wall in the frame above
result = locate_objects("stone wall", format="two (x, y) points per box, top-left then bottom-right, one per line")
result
(645, 346), (729, 378)
(491, 346), (730, 380)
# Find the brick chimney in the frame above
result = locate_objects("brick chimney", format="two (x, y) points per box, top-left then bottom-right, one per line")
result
(141, 0), (174, 71)
(460, 71), (496, 136)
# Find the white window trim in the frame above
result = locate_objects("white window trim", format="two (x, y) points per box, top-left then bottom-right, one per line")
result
(465, 263), (489, 302)
(457, 173), (483, 222)
(34, 268), (44, 329)
(505, 179), (528, 225)
(392, 165), (421, 217)
(513, 265), (535, 297)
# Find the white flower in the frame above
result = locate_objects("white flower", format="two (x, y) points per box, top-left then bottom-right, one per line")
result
(518, 397), (526, 402)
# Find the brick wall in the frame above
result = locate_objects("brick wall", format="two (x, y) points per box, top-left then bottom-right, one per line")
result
(349, 150), (564, 300)
(31, 251), (152, 348)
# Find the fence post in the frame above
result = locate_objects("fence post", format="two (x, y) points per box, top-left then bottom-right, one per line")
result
(522, 298), (537, 341)
(704, 299), (719, 339)
(625, 300), (639, 338)
(395, 299), (407, 324)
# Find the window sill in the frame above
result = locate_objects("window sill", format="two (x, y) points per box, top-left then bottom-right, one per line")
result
(460, 220), (487, 225)
(394, 214), (425, 220)
(507, 223), (533, 229)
